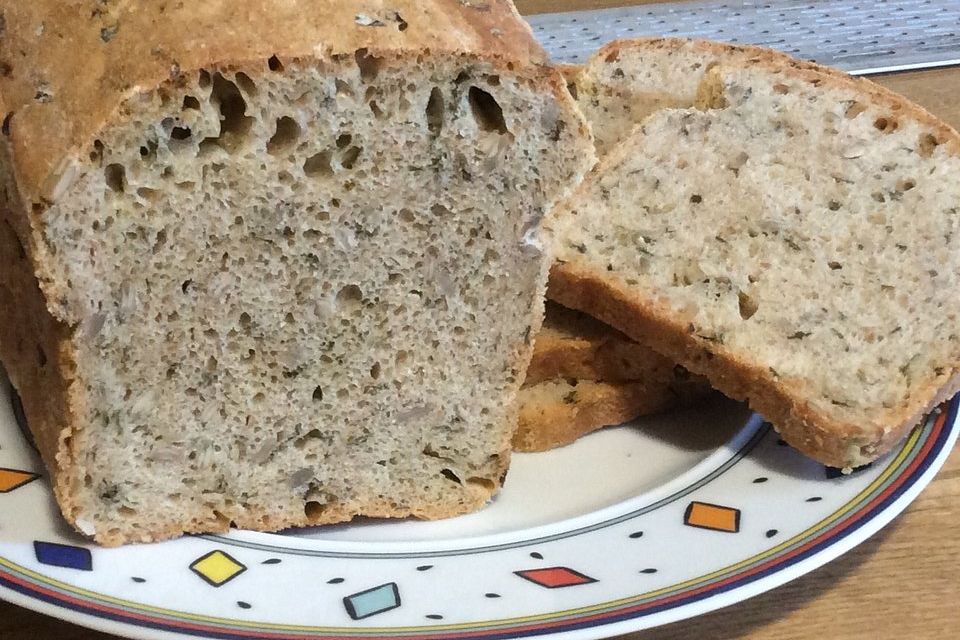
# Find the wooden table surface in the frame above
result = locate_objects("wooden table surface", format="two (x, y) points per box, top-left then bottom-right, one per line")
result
(4, 3), (960, 639)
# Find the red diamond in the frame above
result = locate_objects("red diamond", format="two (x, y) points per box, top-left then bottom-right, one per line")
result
(514, 566), (597, 589)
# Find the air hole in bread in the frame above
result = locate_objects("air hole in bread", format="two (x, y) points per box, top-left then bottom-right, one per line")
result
(336, 284), (363, 310)
(369, 362), (381, 380)
(104, 163), (126, 193)
(355, 48), (382, 82)
(37, 345), (47, 367)
(426, 87), (444, 135)
(267, 116), (300, 155)
(369, 100), (386, 119)
(304, 501), (325, 521)
(896, 178), (916, 192)
(170, 126), (191, 140)
(844, 100), (866, 119)
(874, 116), (898, 133)
(773, 83), (789, 95)
(440, 468), (462, 484)
(738, 291), (758, 320)
(335, 78), (354, 98)
(1, 112), (12, 136)
(311, 385), (324, 402)
(828, 261), (843, 270)
(267, 55), (283, 73)
(303, 151), (333, 177)
(340, 146), (362, 169)
(918, 132), (942, 158)
(182, 95), (200, 111)
(468, 86), (509, 134)
(206, 73), (255, 152)
(234, 72), (258, 97)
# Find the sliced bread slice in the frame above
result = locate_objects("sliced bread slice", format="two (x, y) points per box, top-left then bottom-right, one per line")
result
(526, 301), (683, 384)
(0, 1), (595, 545)
(547, 43), (960, 467)
(513, 378), (675, 452)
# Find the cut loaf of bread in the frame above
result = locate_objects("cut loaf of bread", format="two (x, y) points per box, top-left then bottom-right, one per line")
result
(547, 39), (960, 468)
(0, 1), (595, 545)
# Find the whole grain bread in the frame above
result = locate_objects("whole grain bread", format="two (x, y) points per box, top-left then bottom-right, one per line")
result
(517, 302), (712, 451)
(0, 1), (595, 545)
(547, 40), (960, 468)
(525, 301), (682, 384)
(513, 378), (675, 452)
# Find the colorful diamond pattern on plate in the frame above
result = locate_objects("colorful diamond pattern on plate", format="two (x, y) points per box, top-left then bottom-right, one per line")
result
(343, 582), (401, 620)
(0, 467), (39, 493)
(190, 550), (247, 587)
(515, 566), (597, 588)
(684, 501), (741, 533)
(33, 541), (92, 571)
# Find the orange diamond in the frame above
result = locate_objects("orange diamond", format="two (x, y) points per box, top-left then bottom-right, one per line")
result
(684, 501), (741, 533)
(0, 468), (40, 493)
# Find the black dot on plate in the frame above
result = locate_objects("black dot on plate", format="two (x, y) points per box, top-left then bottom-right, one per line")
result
(806, 496), (823, 502)
(327, 577), (345, 584)
(766, 529), (779, 538)
(237, 601), (252, 610)
(530, 552), (544, 559)
(426, 614), (444, 620)
(639, 568), (658, 574)
(753, 477), (768, 483)
(416, 565), (433, 571)
(485, 593), (501, 598)
(628, 531), (644, 539)
(131, 577), (146, 583)
(261, 558), (282, 565)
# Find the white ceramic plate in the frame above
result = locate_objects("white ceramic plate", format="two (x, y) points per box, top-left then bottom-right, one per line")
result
(1, 373), (956, 640)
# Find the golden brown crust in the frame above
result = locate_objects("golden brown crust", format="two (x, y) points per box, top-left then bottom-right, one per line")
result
(0, 0), (547, 204)
(513, 380), (675, 452)
(526, 302), (680, 385)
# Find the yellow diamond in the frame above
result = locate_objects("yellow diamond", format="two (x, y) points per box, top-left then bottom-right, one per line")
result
(189, 550), (247, 587)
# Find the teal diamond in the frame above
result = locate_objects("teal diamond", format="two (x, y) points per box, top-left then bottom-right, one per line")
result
(343, 582), (400, 620)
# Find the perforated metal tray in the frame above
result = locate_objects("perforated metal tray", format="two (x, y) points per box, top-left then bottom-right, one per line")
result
(528, 0), (960, 75)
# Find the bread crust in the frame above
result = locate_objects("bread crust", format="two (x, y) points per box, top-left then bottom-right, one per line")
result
(0, 2), (594, 545)
(526, 302), (682, 385)
(548, 38), (960, 468)
(513, 379), (676, 452)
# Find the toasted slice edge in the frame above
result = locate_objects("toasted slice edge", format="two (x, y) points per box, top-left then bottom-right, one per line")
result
(513, 378), (676, 452)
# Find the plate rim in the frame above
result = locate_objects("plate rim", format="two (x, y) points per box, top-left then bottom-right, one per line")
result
(1, 398), (957, 640)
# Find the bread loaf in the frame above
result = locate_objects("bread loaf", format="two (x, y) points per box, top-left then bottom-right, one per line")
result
(0, 1), (594, 545)
(548, 39), (960, 467)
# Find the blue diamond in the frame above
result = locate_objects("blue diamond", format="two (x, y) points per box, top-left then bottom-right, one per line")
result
(343, 582), (401, 620)
(34, 541), (92, 571)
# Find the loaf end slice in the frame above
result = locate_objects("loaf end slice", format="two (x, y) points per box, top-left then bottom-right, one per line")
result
(548, 50), (960, 467)
(513, 379), (676, 452)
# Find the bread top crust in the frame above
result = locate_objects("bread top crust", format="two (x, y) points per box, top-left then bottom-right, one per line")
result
(0, 0), (547, 203)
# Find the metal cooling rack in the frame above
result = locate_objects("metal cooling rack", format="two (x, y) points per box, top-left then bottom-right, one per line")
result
(528, 0), (960, 75)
